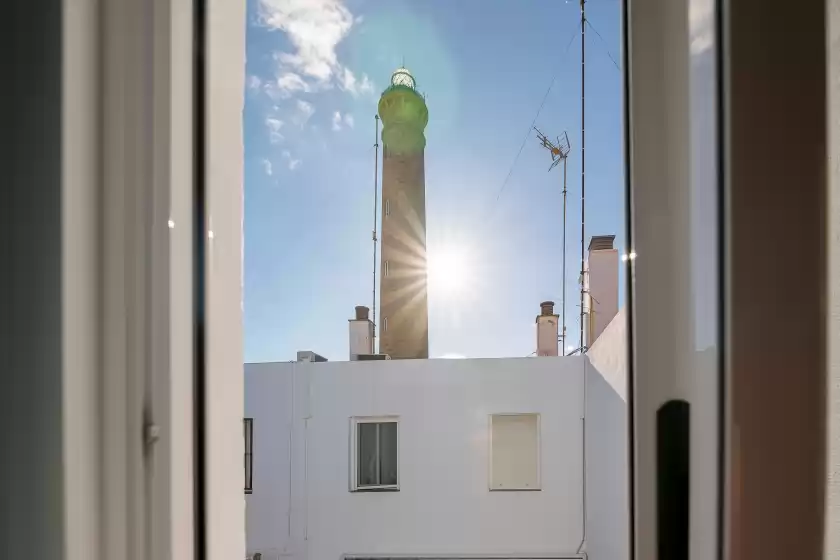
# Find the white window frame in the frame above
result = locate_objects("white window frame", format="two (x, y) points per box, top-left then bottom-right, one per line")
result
(349, 416), (400, 492)
(488, 413), (542, 491)
(383, 317), (388, 332)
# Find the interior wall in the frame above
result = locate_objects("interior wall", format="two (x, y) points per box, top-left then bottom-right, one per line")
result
(206, 0), (247, 555)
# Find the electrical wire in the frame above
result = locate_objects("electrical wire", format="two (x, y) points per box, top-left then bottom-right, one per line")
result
(586, 19), (621, 71)
(493, 22), (581, 204)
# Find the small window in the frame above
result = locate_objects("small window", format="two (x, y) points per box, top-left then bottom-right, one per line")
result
(384, 260), (390, 276)
(489, 413), (540, 491)
(385, 199), (390, 217)
(351, 417), (399, 491)
(383, 317), (388, 332)
(244, 418), (253, 494)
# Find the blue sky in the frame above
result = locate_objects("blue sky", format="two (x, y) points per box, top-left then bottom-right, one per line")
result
(244, 0), (624, 362)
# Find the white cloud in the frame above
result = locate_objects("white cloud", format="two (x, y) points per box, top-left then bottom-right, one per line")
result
(332, 111), (343, 131)
(264, 71), (311, 100)
(343, 113), (354, 128)
(257, 0), (374, 97)
(258, 0), (353, 81)
(247, 75), (262, 91)
(261, 159), (273, 176)
(277, 72), (310, 94)
(265, 117), (285, 143)
(291, 99), (315, 128)
(281, 150), (301, 170)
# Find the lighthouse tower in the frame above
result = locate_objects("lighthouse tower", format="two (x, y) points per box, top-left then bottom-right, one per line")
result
(377, 67), (429, 360)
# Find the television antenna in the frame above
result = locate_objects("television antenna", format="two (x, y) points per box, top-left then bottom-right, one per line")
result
(534, 127), (572, 354)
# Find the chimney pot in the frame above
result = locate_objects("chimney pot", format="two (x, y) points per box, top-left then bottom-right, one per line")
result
(354, 305), (370, 321)
(540, 301), (555, 316)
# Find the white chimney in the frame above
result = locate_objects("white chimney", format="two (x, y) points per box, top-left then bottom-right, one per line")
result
(349, 305), (374, 360)
(585, 235), (619, 347)
(536, 301), (559, 357)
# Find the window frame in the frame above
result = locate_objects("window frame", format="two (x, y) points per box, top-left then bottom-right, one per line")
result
(488, 412), (542, 492)
(385, 198), (390, 217)
(349, 416), (400, 492)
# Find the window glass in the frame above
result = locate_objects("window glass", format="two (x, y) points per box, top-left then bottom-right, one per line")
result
(378, 422), (398, 486)
(358, 422), (378, 487)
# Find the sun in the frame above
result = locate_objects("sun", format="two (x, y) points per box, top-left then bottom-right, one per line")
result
(427, 245), (473, 298)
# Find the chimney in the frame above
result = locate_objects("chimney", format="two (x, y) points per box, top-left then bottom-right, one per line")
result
(349, 305), (374, 360)
(536, 300), (559, 356)
(585, 235), (619, 347)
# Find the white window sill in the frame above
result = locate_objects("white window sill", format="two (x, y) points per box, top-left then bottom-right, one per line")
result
(351, 485), (400, 493)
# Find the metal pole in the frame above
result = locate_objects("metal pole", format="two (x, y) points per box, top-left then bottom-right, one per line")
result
(562, 156), (568, 354)
(372, 115), (380, 350)
(579, 0), (587, 354)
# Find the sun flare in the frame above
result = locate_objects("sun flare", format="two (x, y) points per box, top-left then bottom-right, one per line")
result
(427, 245), (473, 298)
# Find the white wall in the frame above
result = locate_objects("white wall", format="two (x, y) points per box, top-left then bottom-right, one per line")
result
(585, 309), (629, 560)
(246, 357), (587, 560)
(587, 308), (628, 399)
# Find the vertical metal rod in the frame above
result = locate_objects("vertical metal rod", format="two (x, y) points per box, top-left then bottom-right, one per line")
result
(579, 0), (587, 353)
(562, 156), (568, 354)
(372, 115), (380, 351)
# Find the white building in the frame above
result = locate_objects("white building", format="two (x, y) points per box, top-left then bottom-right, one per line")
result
(244, 311), (628, 560)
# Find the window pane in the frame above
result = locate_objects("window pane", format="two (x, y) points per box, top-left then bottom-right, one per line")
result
(358, 423), (378, 486)
(379, 422), (398, 486)
(244, 418), (252, 454)
(245, 453), (252, 492)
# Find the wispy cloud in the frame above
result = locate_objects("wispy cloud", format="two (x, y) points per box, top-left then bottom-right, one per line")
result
(247, 75), (263, 91)
(332, 110), (355, 131)
(337, 67), (374, 96)
(257, 0), (374, 95)
(265, 117), (285, 143)
(261, 158), (274, 176)
(291, 99), (315, 128)
(282, 150), (301, 170)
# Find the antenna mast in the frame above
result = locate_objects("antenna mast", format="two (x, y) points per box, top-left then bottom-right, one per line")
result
(534, 127), (572, 355)
(372, 115), (380, 351)
(579, 0), (588, 354)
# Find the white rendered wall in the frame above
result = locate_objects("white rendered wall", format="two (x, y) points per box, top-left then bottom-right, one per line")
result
(585, 313), (630, 560)
(245, 357), (587, 560)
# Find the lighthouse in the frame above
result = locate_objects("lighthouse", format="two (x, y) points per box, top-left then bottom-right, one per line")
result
(377, 67), (430, 360)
